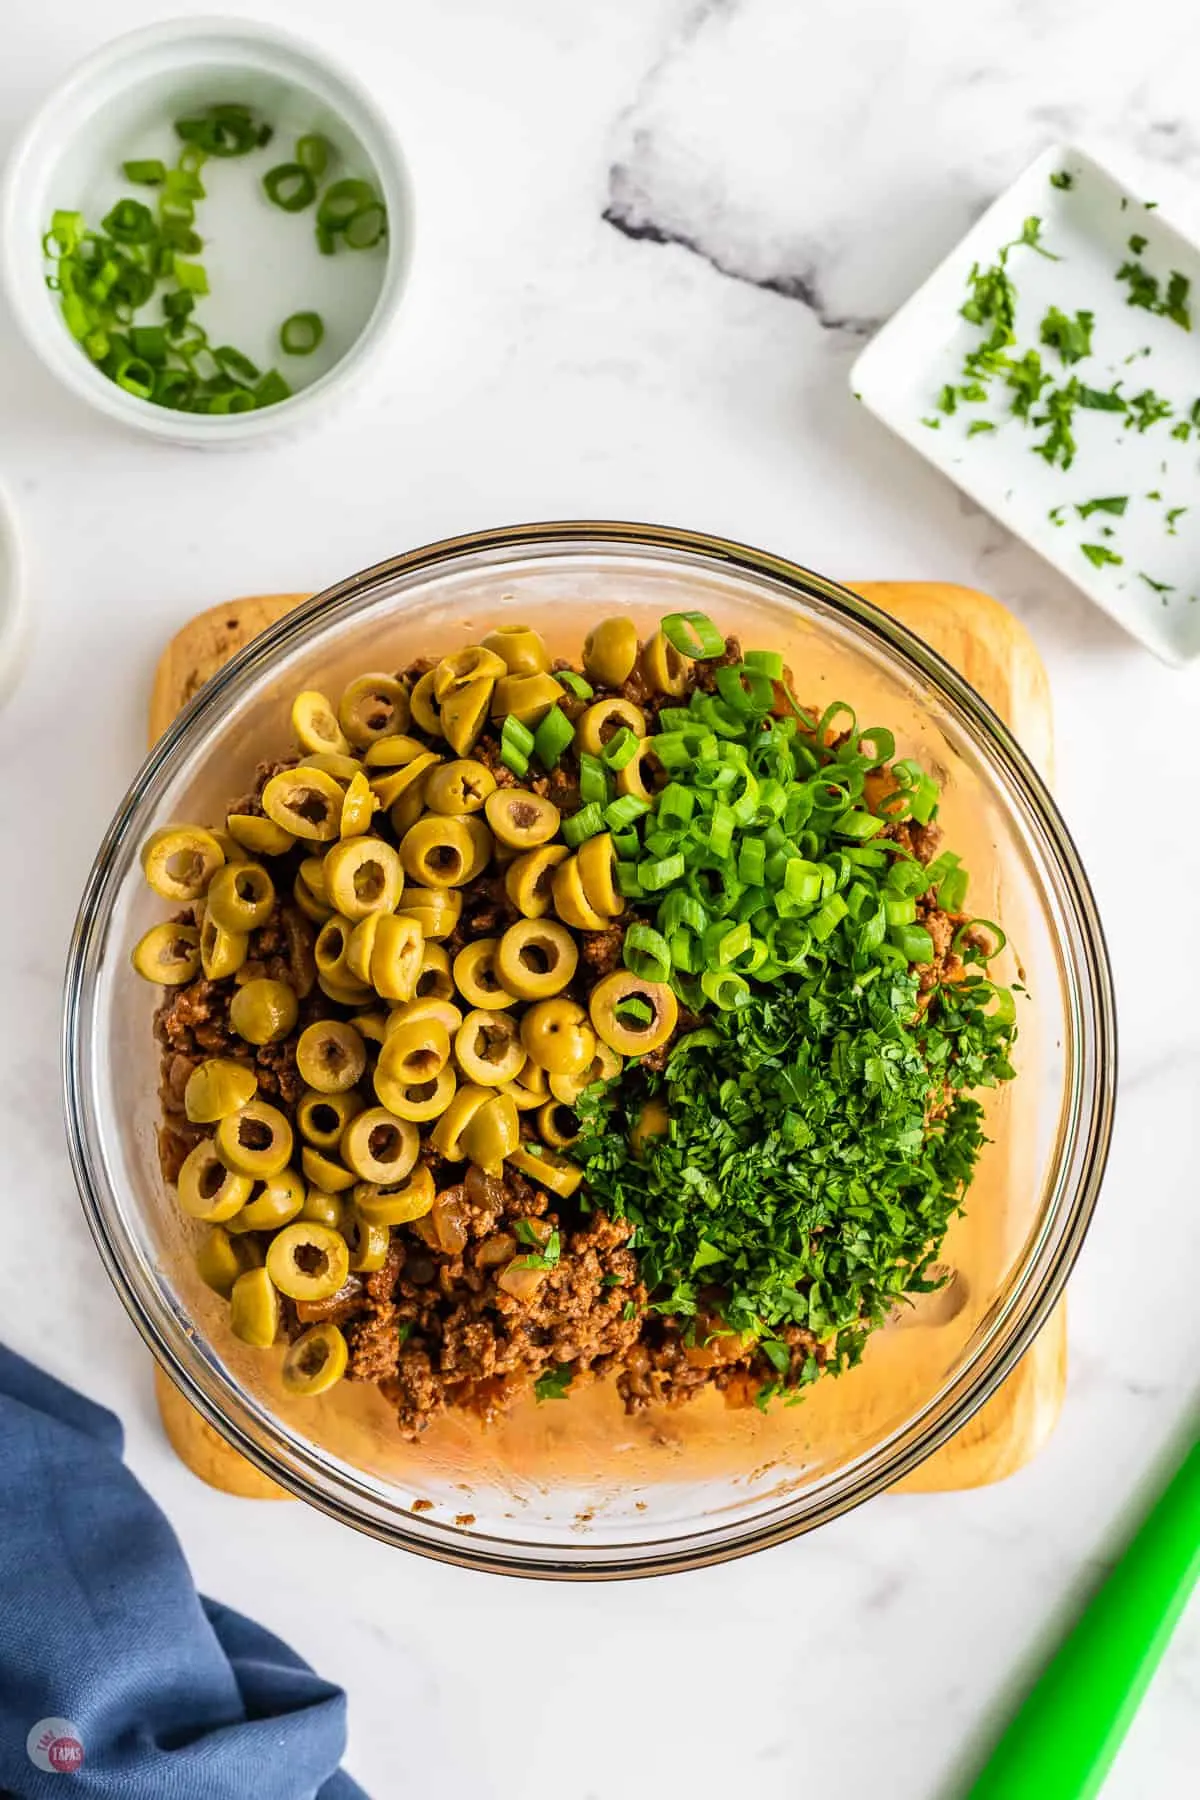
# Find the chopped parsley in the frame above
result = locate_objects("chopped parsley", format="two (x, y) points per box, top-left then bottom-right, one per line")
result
(1127, 389), (1173, 432)
(1049, 170), (1074, 190)
(534, 1363), (574, 1402)
(1081, 543), (1123, 569)
(511, 1221), (561, 1270)
(1076, 495), (1128, 519)
(1048, 505), (1068, 526)
(1139, 573), (1175, 595)
(1166, 506), (1187, 533)
(1128, 233), (1149, 256)
(573, 965), (1016, 1368)
(1116, 258), (1192, 330)
(1040, 304), (1094, 365)
(967, 419), (996, 436)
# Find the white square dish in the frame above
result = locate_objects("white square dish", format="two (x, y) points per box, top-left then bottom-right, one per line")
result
(852, 145), (1200, 667)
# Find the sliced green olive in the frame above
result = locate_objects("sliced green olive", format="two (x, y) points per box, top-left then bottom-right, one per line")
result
(314, 913), (356, 983)
(370, 913), (424, 1002)
(452, 938), (517, 1010)
(408, 669), (444, 736)
(317, 971), (375, 1008)
(429, 1084), (494, 1159)
(538, 1098), (581, 1148)
(226, 812), (296, 857)
(297, 1088), (363, 1150)
(345, 1211), (391, 1273)
(347, 913), (382, 986)
(455, 1009), (527, 1087)
(140, 825), (225, 902)
(199, 912), (248, 980)
(574, 833), (623, 916)
(641, 627), (692, 697)
(323, 835), (403, 919)
(459, 1092), (520, 1175)
(353, 1164), (435, 1225)
(238, 1167), (306, 1230)
(576, 697), (647, 758)
(551, 857), (608, 932)
(375, 1061), (456, 1122)
(631, 1097), (671, 1158)
(363, 733), (430, 769)
(301, 1187), (346, 1229)
(387, 996), (463, 1035)
(441, 677), (494, 755)
(616, 739), (668, 803)
(480, 624), (551, 677)
(370, 752), (441, 809)
(282, 1322), (348, 1395)
(423, 759), (497, 815)
(507, 1143), (582, 1197)
(195, 1225), (260, 1298)
(265, 1221), (350, 1301)
(376, 1017), (451, 1090)
(588, 970), (678, 1056)
(131, 922), (201, 985)
(351, 1009), (389, 1046)
(292, 689), (352, 756)
(340, 770), (378, 838)
(293, 870), (332, 926)
(433, 645), (509, 697)
(215, 1100), (294, 1178)
(261, 767), (343, 842)
(503, 843), (570, 919)
(229, 1266), (280, 1347)
(483, 787), (560, 849)
(503, 1059), (549, 1111)
(301, 751), (363, 783)
(295, 1020), (367, 1093)
(396, 816), (471, 888)
(211, 828), (251, 866)
(582, 615), (639, 688)
(389, 779), (429, 837)
(489, 671), (563, 725)
(458, 816), (493, 883)
(549, 1042), (622, 1103)
(519, 998), (596, 1076)
(184, 1057), (258, 1123)
(396, 885), (461, 942)
(340, 1106), (420, 1183)
(494, 917), (578, 1000)
(300, 1145), (357, 1192)
(229, 978), (298, 1046)
(177, 1138), (253, 1221)
(415, 942), (454, 1001)
(338, 673), (410, 748)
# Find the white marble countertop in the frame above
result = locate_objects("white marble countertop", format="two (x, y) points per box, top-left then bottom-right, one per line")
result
(2, 2), (1199, 1795)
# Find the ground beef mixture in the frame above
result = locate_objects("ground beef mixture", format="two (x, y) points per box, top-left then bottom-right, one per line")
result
(151, 634), (949, 1439)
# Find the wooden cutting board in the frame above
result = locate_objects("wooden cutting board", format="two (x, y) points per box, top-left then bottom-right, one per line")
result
(148, 581), (1063, 1500)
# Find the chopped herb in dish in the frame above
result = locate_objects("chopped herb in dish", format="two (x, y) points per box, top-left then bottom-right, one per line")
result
(1081, 544), (1123, 569)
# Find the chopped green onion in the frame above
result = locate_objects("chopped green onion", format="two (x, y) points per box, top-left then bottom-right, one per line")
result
(938, 867), (969, 912)
(809, 894), (849, 942)
(601, 726), (639, 770)
(624, 924), (672, 983)
(279, 311), (324, 356)
(615, 996), (654, 1026)
(639, 853), (686, 891)
(263, 163), (317, 212)
(296, 133), (332, 177)
(953, 919), (1006, 959)
(611, 828), (640, 859)
(715, 663), (775, 716)
(562, 803), (605, 847)
(833, 809), (884, 841)
(208, 387), (257, 413)
(532, 705), (575, 769)
(173, 259), (209, 294)
(604, 795), (650, 831)
(555, 670), (593, 700)
(615, 864), (645, 899)
(114, 354), (156, 399)
(215, 345), (261, 385)
(891, 924), (934, 964)
(344, 203), (387, 249)
(884, 896), (917, 927)
(500, 715), (535, 776)
(129, 325), (168, 364)
(101, 199), (155, 244)
(316, 223), (337, 256)
(317, 179), (377, 229)
(661, 611), (725, 659)
(699, 969), (750, 1010)
(123, 159), (167, 186)
(578, 754), (610, 805)
(742, 649), (784, 679)
(246, 369), (286, 407)
(153, 367), (195, 409)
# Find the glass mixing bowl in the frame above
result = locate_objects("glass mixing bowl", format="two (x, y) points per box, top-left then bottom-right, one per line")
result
(63, 522), (1115, 1577)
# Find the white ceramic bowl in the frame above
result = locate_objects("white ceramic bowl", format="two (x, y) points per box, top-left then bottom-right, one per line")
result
(1, 17), (414, 447)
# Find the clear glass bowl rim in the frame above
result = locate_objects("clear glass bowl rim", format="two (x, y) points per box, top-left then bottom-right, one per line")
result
(62, 520), (1117, 1579)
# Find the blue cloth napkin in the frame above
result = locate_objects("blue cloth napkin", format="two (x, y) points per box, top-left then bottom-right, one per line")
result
(0, 1345), (367, 1799)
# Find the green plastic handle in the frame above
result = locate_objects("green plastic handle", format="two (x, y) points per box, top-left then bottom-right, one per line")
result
(968, 1435), (1200, 1800)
